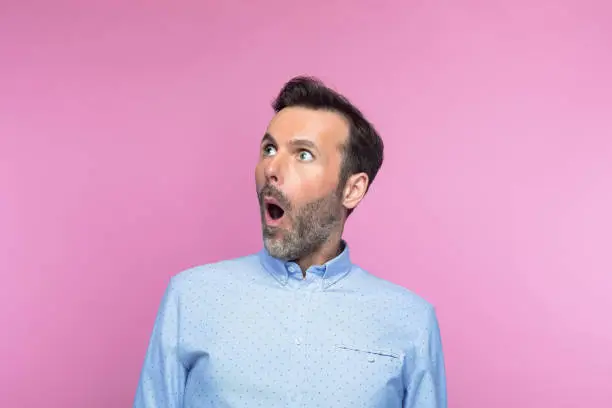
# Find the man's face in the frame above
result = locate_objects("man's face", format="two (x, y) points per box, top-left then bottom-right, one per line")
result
(255, 106), (349, 261)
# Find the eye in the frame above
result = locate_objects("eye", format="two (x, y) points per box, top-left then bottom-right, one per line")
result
(298, 150), (314, 162)
(262, 144), (277, 156)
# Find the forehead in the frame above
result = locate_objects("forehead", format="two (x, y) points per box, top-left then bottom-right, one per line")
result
(266, 106), (349, 151)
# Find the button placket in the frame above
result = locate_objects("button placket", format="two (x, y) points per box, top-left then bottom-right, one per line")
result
(293, 284), (313, 407)
(299, 288), (320, 407)
(285, 285), (306, 406)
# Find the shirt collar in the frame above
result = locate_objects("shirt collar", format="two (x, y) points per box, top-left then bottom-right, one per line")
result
(258, 241), (353, 290)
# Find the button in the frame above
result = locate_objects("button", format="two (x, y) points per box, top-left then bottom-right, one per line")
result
(288, 265), (296, 273)
(367, 356), (375, 363)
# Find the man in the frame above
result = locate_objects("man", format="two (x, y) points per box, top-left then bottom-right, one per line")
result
(134, 76), (447, 407)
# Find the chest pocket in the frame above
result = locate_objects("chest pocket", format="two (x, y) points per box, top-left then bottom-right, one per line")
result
(324, 343), (405, 402)
(336, 344), (402, 360)
(334, 343), (404, 371)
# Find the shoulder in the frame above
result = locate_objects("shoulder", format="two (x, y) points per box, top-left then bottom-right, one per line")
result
(168, 252), (260, 292)
(353, 266), (439, 325)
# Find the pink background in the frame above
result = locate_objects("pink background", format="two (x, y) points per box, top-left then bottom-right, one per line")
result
(1, 1), (611, 407)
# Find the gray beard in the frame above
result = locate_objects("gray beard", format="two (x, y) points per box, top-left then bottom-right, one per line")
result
(262, 192), (343, 261)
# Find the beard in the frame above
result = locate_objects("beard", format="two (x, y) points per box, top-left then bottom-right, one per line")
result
(257, 184), (344, 261)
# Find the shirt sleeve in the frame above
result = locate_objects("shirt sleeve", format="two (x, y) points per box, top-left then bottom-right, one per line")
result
(403, 306), (447, 408)
(134, 278), (187, 408)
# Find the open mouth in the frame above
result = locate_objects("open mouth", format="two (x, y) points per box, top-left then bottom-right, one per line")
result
(265, 202), (285, 221)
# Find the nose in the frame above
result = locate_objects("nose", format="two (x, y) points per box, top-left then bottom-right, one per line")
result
(263, 155), (283, 186)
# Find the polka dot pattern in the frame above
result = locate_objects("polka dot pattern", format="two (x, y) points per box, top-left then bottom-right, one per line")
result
(134, 244), (447, 407)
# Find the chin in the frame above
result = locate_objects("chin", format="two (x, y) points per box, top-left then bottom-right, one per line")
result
(263, 232), (282, 245)
(263, 223), (285, 237)
(263, 238), (289, 259)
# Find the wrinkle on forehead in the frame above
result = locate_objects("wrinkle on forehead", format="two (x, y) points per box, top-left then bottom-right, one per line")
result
(267, 107), (349, 151)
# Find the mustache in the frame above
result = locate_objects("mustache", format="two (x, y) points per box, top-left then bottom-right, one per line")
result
(258, 184), (291, 211)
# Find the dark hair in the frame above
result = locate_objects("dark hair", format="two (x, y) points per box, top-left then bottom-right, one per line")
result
(271, 76), (384, 216)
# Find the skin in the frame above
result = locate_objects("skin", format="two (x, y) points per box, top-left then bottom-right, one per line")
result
(254, 106), (370, 276)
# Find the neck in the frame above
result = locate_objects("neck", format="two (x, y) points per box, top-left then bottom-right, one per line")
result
(296, 229), (344, 277)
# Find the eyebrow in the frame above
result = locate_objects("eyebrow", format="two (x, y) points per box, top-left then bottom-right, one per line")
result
(289, 138), (318, 151)
(261, 133), (276, 145)
(261, 133), (319, 152)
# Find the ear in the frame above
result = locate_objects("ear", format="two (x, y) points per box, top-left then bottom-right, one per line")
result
(341, 172), (369, 211)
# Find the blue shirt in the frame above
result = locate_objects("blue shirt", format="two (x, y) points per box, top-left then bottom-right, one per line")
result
(134, 244), (447, 407)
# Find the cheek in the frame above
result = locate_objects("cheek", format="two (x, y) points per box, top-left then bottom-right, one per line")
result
(286, 173), (332, 206)
(295, 168), (338, 196)
(254, 164), (265, 189)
